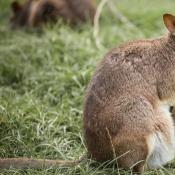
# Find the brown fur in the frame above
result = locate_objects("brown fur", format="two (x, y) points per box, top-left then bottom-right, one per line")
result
(83, 14), (175, 173)
(10, 0), (96, 28)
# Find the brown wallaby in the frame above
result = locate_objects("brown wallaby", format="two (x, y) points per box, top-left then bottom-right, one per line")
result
(1, 13), (175, 173)
(10, 0), (96, 28)
(83, 13), (175, 173)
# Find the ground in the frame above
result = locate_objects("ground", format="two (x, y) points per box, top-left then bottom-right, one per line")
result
(0, 0), (175, 174)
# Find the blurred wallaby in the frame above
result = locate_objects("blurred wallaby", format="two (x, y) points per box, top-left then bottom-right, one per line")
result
(10, 0), (96, 28)
(1, 13), (175, 173)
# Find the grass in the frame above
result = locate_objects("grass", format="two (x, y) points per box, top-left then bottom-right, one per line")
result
(0, 0), (175, 174)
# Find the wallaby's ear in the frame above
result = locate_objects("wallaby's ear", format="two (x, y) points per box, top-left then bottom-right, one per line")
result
(163, 14), (175, 33)
(11, 1), (22, 14)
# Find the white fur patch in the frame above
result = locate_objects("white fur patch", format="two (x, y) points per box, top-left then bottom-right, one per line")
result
(147, 104), (175, 169)
(147, 132), (175, 169)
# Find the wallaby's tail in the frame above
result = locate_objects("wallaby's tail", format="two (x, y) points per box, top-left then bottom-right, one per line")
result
(0, 155), (86, 169)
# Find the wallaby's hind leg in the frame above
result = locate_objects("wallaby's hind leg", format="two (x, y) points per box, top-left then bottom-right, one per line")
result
(112, 135), (148, 173)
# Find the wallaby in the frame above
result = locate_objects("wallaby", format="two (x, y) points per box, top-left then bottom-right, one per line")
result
(83, 13), (175, 173)
(10, 0), (96, 28)
(1, 13), (175, 173)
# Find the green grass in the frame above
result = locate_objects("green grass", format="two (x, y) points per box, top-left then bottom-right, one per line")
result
(1, 0), (175, 174)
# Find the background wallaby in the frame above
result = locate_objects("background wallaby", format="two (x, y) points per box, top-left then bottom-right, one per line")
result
(10, 0), (96, 28)
(1, 13), (175, 173)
